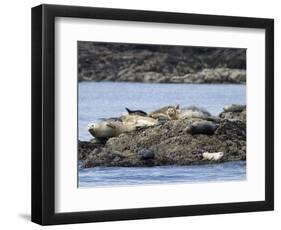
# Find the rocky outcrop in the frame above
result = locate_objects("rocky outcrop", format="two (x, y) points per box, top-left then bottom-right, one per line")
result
(79, 107), (246, 168)
(78, 42), (246, 84)
(170, 68), (246, 84)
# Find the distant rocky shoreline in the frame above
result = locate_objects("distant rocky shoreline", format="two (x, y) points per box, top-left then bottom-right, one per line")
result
(79, 105), (246, 168)
(78, 42), (246, 84)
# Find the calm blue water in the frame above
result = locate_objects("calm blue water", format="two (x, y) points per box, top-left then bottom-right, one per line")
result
(78, 82), (246, 187)
(79, 82), (246, 141)
(79, 161), (246, 187)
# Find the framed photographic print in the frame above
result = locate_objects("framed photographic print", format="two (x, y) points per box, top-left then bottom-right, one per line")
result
(31, 4), (274, 225)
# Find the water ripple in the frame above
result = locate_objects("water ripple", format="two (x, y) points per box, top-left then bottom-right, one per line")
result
(79, 161), (246, 187)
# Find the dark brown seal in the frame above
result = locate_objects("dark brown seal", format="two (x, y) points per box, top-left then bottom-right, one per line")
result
(185, 121), (219, 135)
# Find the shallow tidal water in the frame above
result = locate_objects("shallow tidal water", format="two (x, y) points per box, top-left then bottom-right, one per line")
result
(78, 82), (246, 187)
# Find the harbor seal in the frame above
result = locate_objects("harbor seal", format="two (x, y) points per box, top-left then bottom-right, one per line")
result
(99, 117), (122, 122)
(150, 105), (180, 120)
(149, 105), (180, 116)
(88, 121), (135, 139)
(185, 121), (219, 135)
(202, 152), (224, 161)
(219, 104), (246, 121)
(182, 105), (211, 116)
(89, 115), (158, 139)
(125, 107), (147, 116)
(178, 105), (215, 120)
(121, 115), (158, 127)
(223, 104), (246, 113)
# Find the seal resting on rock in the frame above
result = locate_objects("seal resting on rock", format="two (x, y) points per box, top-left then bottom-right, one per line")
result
(88, 115), (158, 139)
(202, 152), (224, 161)
(99, 117), (122, 122)
(121, 115), (158, 127)
(149, 105), (180, 115)
(88, 121), (136, 139)
(181, 105), (211, 116)
(185, 121), (219, 135)
(177, 105), (220, 121)
(223, 104), (246, 113)
(149, 105), (180, 120)
(219, 104), (246, 121)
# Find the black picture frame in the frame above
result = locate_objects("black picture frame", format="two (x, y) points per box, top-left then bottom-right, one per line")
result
(31, 4), (274, 225)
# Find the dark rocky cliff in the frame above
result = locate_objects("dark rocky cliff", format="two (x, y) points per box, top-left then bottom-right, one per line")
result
(78, 42), (246, 83)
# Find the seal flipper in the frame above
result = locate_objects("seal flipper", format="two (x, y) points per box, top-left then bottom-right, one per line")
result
(125, 107), (132, 114)
(125, 107), (147, 116)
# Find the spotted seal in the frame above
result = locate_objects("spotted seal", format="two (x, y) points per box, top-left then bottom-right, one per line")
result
(121, 115), (158, 127)
(149, 105), (180, 115)
(185, 121), (219, 135)
(88, 121), (136, 139)
(178, 105), (209, 119)
(149, 105), (180, 120)
(223, 104), (246, 113)
(88, 115), (158, 139)
(182, 105), (211, 116)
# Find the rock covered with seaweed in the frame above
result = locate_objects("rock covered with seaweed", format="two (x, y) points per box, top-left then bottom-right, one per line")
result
(78, 42), (246, 84)
(79, 104), (246, 168)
